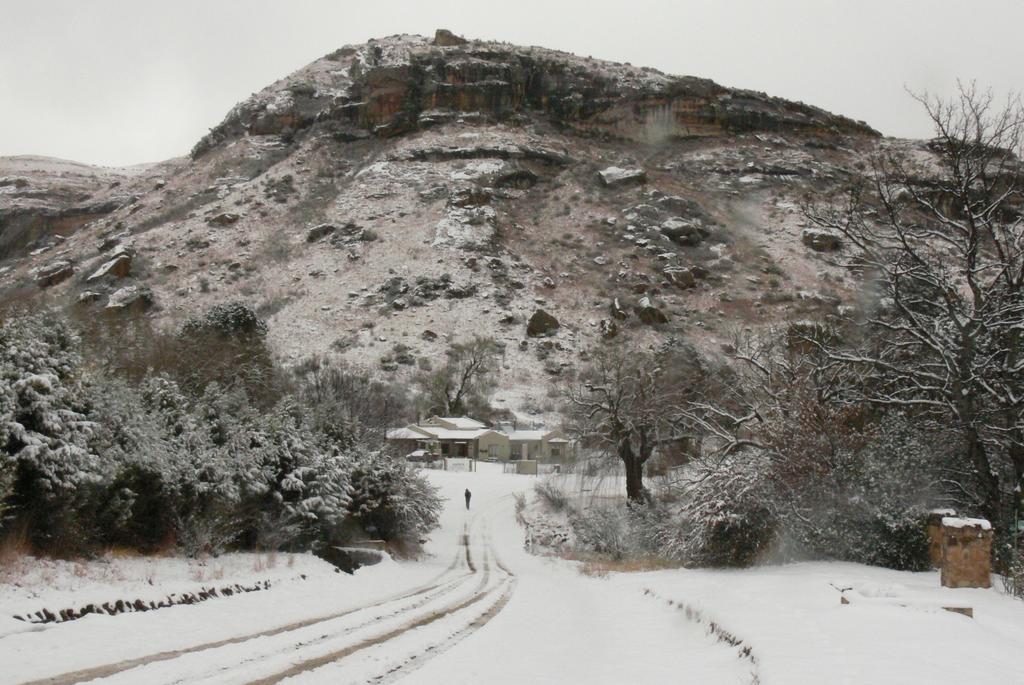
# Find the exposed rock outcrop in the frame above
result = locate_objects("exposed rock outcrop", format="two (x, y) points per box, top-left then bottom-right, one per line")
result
(802, 228), (842, 251)
(207, 212), (241, 226)
(191, 33), (878, 159)
(432, 29), (468, 47)
(634, 297), (669, 325)
(306, 223), (336, 242)
(88, 245), (134, 281)
(598, 167), (646, 187)
(106, 285), (151, 311)
(35, 260), (74, 288)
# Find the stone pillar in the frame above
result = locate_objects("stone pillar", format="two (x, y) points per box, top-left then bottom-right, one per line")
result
(927, 509), (957, 569)
(940, 517), (993, 589)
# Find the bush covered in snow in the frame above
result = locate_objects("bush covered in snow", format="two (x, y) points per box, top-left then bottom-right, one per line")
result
(0, 311), (438, 558)
(346, 450), (442, 544)
(570, 506), (632, 559)
(534, 479), (570, 512)
(565, 412), (948, 571)
(668, 449), (778, 567)
(656, 414), (944, 569)
(782, 414), (938, 569)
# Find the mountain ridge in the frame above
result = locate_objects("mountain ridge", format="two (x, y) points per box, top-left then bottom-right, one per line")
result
(0, 29), (917, 421)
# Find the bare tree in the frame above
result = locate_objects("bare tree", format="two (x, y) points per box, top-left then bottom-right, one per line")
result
(568, 345), (685, 504)
(804, 83), (1024, 526)
(291, 356), (411, 447)
(414, 337), (502, 418)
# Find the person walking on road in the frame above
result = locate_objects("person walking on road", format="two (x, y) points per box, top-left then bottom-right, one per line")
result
(465, 488), (472, 510)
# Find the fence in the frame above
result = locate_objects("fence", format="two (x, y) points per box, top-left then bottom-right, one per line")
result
(444, 458), (475, 472)
(499, 461), (562, 475)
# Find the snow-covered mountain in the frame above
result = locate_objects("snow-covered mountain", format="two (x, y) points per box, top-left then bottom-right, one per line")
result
(0, 29), (906, 416)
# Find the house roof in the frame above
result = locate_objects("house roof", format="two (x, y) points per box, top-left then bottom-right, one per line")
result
(386, 426), (431, 440)
(507, 429), (550, 442)
(427, 416), (488, 430)
(422, 427), (495, 440)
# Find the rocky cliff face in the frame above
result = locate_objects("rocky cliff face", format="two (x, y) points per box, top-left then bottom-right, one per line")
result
(0, 30), (911, 421)
(192, 31), (876, 158)
(0, 157), (143, 260)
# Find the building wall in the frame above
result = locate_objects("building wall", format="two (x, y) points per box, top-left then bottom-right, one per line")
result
(437, 440), (473, 458)
(387, 421), (575, 462)
(510, 440), (543, 460)
(477, 431), (510, 459)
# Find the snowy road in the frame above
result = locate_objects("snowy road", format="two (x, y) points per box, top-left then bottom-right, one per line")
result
(3, 466), (747, 684)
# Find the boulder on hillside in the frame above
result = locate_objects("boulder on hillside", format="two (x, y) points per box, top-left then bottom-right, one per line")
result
(328, 222), (372, 246)
(802, 228), (842, 252)
(88, 253), (132, 281)
(433, 29), (468, 46)
(527, 309), (560, 337)
(306, 223), (336, 242)
(609, 298), (629, 321)
(664, 266), (696, 289)
(207, 212), (241, 226)
(598, 167), (647, 187)
(660, 218), (708, 246)
(599, 318), (619, 340)
(448, 186), (492, 208)
(97, 232), (130, 253)
(106, 285), (152, 311)
(35, 260), (74, 288)
(634, 297), (669, 325)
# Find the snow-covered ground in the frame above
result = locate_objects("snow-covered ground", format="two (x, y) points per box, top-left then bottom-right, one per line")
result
(613, 561), (1024, 685)
(0, 551), (341, 637)
(1, 462), (1023, 684)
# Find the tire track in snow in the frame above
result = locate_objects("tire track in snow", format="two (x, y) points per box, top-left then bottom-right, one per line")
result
(245, 547), (499, 685)
(25, 493), (518, 685)
(240, 501), (517, 684)
(366, 527), (518, 685)
(21, 551), (467, 685)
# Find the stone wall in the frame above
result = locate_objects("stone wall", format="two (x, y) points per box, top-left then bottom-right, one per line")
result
(926, 509), (956, 569)
(940, 517), (993, 589)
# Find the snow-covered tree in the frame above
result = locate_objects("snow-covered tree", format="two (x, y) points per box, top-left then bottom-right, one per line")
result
(0, 314), (97, 548)
(805, 84), (1024, 527)
(568, 344), (700, 504)
(347, 450), (442, 543)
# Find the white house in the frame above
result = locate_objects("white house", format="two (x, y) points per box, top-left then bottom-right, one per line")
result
(385, 416), (574, 461)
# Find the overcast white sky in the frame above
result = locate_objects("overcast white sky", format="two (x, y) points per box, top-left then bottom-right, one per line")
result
(1, 0), (1021, 167)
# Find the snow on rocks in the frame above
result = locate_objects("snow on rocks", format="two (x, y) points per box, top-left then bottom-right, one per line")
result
(105, 285), (151, 310)
(802, 227), (842, 251)
(598, 166), (647, 186)
(206, 211), (241, 226)
(941, 516), (992, 530)
(518, 507), (573, 552)
(0, 552), (338, 637)
(87, 250), (132, 281)
(433, 205), (496, 249)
